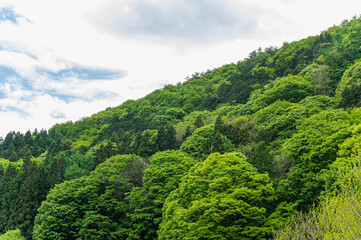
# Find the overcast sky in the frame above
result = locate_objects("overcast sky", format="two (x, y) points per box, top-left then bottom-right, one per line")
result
(0, 0), (360, 137)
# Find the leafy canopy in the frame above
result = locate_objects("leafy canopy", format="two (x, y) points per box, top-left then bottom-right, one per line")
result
(158, 152), (275, 240)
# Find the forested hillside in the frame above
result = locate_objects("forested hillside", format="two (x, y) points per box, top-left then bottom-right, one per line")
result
(1, 17), (361, 239)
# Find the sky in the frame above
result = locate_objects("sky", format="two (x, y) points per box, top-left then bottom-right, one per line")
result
(0, 0), (360, 138)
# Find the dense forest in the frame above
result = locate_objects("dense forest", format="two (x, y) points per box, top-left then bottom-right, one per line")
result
(1, 16), (361, 239)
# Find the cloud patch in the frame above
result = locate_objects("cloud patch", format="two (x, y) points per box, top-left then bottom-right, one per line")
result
(95, 0), (256, 43)
(0, 5), (26, 24)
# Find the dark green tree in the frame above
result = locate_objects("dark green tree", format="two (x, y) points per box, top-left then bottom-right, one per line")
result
(211, 131), (226, 154)
(214, 115), (226, 133)
(47, 151), (66, 188)
(33, 155), (147, 240)
(194, 115), (204, 128)
(310, 65), (332, 96)
(181, 125), (192, 143)
(0, 164), (20, 233)
(248, 141), (275, 175)
(118, 132), (132, 154)
(157, 124), (176, 151)
(17, 151), (41, 239)
(336, 61), (361, 108)
(94, 142), (117, 166)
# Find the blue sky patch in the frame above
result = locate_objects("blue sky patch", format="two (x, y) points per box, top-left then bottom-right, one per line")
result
(37, 65), (125, 81)
(0, 65), (18, 80)
(45, 89), (119, 103)
(44, 90), (85, 103)
(93, 91), (119, 100)
(50, 111), (66, 119)
(0, 105), (29, 117)
(0, 65), (33, 92)
(0, 6), (22, 24)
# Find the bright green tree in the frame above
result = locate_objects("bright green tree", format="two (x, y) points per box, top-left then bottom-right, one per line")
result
(127, 150), (196, 240)
(0, 229), (24, 240)
(257, 75), (313, 107)
(180, 125), (233, 160)
(158, 152), (276, 240)
(277, 109), (352, 208)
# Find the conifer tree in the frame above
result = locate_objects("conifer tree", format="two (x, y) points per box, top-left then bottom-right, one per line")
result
(157, 125), (168, 151)
(181, 125), (192, 143)
(47, 152), (66, 188)
(18, 151), (41, 239)
(211, 131), (225, 154)
(194, 115), (204, 128)
(214, 115), (225, 133)
(118, 132), (132, 154)
(0, 164), (20, 233)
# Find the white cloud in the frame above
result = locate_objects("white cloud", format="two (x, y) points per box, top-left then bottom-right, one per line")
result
(92, 0), (256, 43)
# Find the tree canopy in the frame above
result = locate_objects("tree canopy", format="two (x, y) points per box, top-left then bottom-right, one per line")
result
(158, 152), (276, 240)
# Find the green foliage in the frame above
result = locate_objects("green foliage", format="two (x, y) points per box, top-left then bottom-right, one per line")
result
(321, 122), (361, 195)
(17, 152), (41, 239)
(180, 125), (233, 160)
(255, 101), (308, 142)
(298, 95), (340, 110)
(127, 150), (196, 240)
(275, 158), (361, 239)
(309, 64), (333, 95)
(264, 202), (297, 230)
(0, 158), (22, 172)
(284, 109), (351, 171)
(64, 151), (95, 180)
(158, 153), (276, 240)
(33, 155), (147, 240)
(257, 75), (313, 107)
(0, 164), (21, 233)
(156, 124), (176, 151)
(194, 115), (204, 128)
(130, 130), (158, 157)
(336, 60), (361, 108)
(255, 96), (339, 144)
(248, 141), (275, 175)
(278, 109), (352, 208)
(0, 230), (24, 240)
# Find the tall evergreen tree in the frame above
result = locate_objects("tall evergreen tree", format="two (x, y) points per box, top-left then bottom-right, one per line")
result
(181, 125), (192, 143)
(194, 115), (204, 128)
(211, 131), (225, 154)
(118, 132), (132, 154)
(0, 164), (20, 233)
(47, 152), (66, 188)
(17, 151), (41, 240)
(214, 115), (226, 134)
